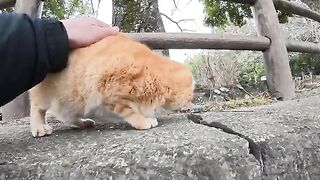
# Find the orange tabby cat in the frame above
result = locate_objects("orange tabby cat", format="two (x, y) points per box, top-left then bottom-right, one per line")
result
(29, 33), (194, 137)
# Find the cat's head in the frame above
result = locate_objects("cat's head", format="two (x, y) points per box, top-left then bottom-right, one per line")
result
(162, 63), (195, 112)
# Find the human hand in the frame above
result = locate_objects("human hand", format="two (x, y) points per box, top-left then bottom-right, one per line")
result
(61, 17), (119, 49)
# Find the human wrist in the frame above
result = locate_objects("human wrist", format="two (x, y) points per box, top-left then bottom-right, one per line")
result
(39, 19), (70, 72)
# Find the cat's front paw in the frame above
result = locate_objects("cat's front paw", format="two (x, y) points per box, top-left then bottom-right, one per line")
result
(31, 124), (53, 137)
(132, 117), (158, 130)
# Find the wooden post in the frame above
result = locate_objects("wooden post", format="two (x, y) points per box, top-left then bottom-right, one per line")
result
(2, 0), (43, 120)
(252, 0), (295, 100)
(14, 0), (43, 17)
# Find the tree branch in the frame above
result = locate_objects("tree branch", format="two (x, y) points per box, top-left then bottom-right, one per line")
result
(90, 0), (94, 14)
(160, 12), (195, 32)
(97, 0), (101, 13)
(171, 0), (179, 15)
(177, 19), (194, 23)
(173, 0), (178, 10)
(181, 28), (197, 32)
(160, 12), (183, 31)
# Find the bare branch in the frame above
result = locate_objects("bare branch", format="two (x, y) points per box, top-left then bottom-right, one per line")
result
(173, 0), (178, 10)
(170, 0), (179, 15)
(97, 0), (101, 13)
(160, 12), (183, 32)
(177, 19), (195, 23)
(90, 0), (95, 14)
(181, 29), (197, 32)
(160, 12), (195, 32)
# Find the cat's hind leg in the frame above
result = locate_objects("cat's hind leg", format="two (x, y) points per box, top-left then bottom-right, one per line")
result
(58, 114), (96, 129)
(105, 103), (158, 129)
(70, 118), (96, 129)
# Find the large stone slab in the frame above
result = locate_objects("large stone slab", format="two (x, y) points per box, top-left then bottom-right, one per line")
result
(1, 95), (320, 179)
(198, 96), (320, 179)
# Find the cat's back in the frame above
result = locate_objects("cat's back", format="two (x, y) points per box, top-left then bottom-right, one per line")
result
(67, 33), (172, 81)
(31, 34), (162, 94)
(33, 33), (163, 90)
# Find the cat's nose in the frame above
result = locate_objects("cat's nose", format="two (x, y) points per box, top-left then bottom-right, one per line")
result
(179, 102), (194, 113)
(179, 109), (191, 113)
(178, 107), (191, 113)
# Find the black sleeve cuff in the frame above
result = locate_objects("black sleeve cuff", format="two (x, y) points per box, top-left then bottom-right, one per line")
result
(39, 19), (70, 73)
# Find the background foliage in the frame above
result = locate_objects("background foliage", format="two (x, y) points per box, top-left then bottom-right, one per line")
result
(42, 0), (91, 19)
(1, 0), (319, 97)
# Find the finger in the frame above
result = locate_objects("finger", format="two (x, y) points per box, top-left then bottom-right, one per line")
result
(87, 17), (111, 28)
(95, 20), (111, 28)
(108, 26), (120, 34)
(95, 26), (120, 36)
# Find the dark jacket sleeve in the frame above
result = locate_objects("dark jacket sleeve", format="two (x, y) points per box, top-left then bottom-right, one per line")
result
(0, 13), (70, 106)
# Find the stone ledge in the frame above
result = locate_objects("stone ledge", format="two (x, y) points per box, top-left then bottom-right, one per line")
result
(1, 95), (320, 179)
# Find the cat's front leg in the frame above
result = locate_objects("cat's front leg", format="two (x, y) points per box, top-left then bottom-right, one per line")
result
(105, 103), (158, 129)
(30, 106), (53, 137)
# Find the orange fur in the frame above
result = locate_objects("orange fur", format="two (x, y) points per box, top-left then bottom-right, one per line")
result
(29, 33), (194, 137)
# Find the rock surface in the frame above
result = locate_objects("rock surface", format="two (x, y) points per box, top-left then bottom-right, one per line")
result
(1, 95), (320, 180)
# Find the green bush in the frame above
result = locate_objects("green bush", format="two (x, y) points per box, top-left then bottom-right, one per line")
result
(185, 54), (204, 82)
(186, 54), (266, 87)
(238, 58), (265, 86)
(290, 53), (320, 77)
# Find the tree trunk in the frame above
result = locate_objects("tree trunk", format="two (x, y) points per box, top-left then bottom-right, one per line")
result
(14, 0), (43, 17)
(2, 0), (43, 120)
(252, 0), (295, 100)
(112, 0), (169, 56)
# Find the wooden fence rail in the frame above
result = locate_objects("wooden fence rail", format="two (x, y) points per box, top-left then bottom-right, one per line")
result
(127, 33), (270, 51)
(1, 0), (320, 119)
(128, 33), (320, 54)
(287, 40), (320, 54)
(273, 0), (320, 23)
